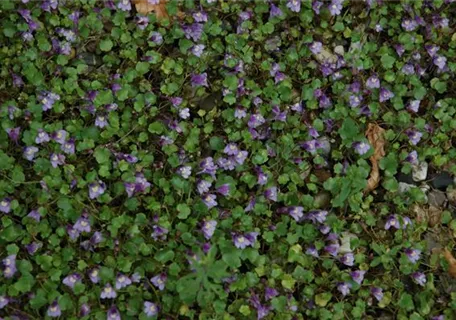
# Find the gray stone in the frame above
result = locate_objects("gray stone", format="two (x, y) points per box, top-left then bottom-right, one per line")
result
(428, 190), (447, 208)
(412, 162), (428, 182)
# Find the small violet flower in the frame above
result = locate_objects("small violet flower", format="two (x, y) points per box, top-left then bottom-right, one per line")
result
(405, 248), (421, 264)
(47, 301), (61, 318)
(150, 273), (167, 291)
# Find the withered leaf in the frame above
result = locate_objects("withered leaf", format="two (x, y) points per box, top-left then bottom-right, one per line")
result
(442, 248), (456, 278)
(133, 0), (169, 19)
(365, 123), (386, 192)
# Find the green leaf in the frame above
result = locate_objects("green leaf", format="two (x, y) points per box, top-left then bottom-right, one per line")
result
(177, 204), (191, 219)
(100, 39), (114, 52)
(94, 148), (111, 164)
(338, 118), (359, 142)
(398, 293), (414, 311)
(381, 54), (396, 69)
(315, 292), (332, 307)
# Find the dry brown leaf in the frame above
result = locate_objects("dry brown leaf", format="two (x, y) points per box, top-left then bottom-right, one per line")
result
(133, 0), (169, 19)
(365, 123), (386, 192)
(442, 248), (456, 278)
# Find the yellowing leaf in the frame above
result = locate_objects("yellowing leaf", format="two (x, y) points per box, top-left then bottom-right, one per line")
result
(133, 0), (169, 19)
(365, 123), (386, 192)
(442, 248), (456, 278)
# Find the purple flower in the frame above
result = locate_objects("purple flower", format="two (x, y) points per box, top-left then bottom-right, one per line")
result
(24, 146), (39, 161)
(401, 63), (415, 75)
(319, 225), (331, 234)
(289, 206), (304, 222)
(202, 220), (217, 240)
(202, 194), (217, 209)
(0, 296), (9, 309)
(406, 129), (423, 145)
(224, 143), (239, 156)
(25, 242), (42, 255)
(116, 273), (132, 289)
(401, 216), (412, 229)
(89, 268), (100, 283)
(408, 100), (421, 113)
(234, 151), (248, 165)
(313, 0), (323, 13)
(47, 301), (61, 318)
(61, 138), (75, 155)
(256, 167), (268, 185)
(308, 210), (328, 224)
(405, 150), (418, 165)
(353, 141), (370, 155)
(6, 127), (20, 142)
(67, 225), (80, 240)
(434, 55), (447, 70)
(151, 225), (168, 240)
(0, 198), (11, 214)
(309, 41), (322, 55)
(287, 0), (301, 12)
(248, 114), (266, 128)
(118, 0), (131, 11)
(131, 273), (141, 283)
(264, 187), (277, 202)
(80, 303), (90, 317)
(245, 197), (256, 212)
(337, 282), (352, 297)
(197, 180), (211, 195)
(191, 73), (208, 87)
(144, 301), (159, 317)
(265, 287), (278, 301)
(198, 157), (217, 177)
(151, 273), (167, 291)
(63, 273), (81, 289)
(40, 91), (60, 111)
(301, 139), (321, 153)
(426, 45), (440, 57)
(270, 3), (283, 17)
(366, 75), (380, 89)
(170, 97), (183, 107)
(28, 207), (40, 228)
(107, 305), (121, 320)
(191, 44), (205, 57)
(379, 87), (394, 102)
(50, 153), (65, 168)
(432, 316), (444, 320)
(329, 0), (343, 16)
(350, 270), (366, 284)
(52, 130), (68, 144)
(233, 232), (258, 249)
(2, 254), (17, 278)
(291, 102), (302, 112)
(137, 16), (149, 30)
(250, 293), (271, 319)
(405, 248), (421, 264)
(89, 181), (106, 199)
(371, 287), (383, 302)
(402, 19), (418, 31)
(216, 184), (230, 196)
(193, 11), (208, 22)
(412, 272), (426, 286)
(183, 23), (204, 41)
(178, 166), (192, 179)
(340, 253), (354, 266)
(234, 107), (247, 119)
(272, 106), (287, 122)
(90, 231), (103, 246)
(324, 243), (340, 257)
(100, 283), (117, 299)
(349, 95), (362, 108)
(95, 115), (108, 128)
(179, 108), (190, 119)
(306, 245), (319, 257)
(149, 31), (163, 45)
(74, 214), (91, 233)
(385, 215), (400, 230)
